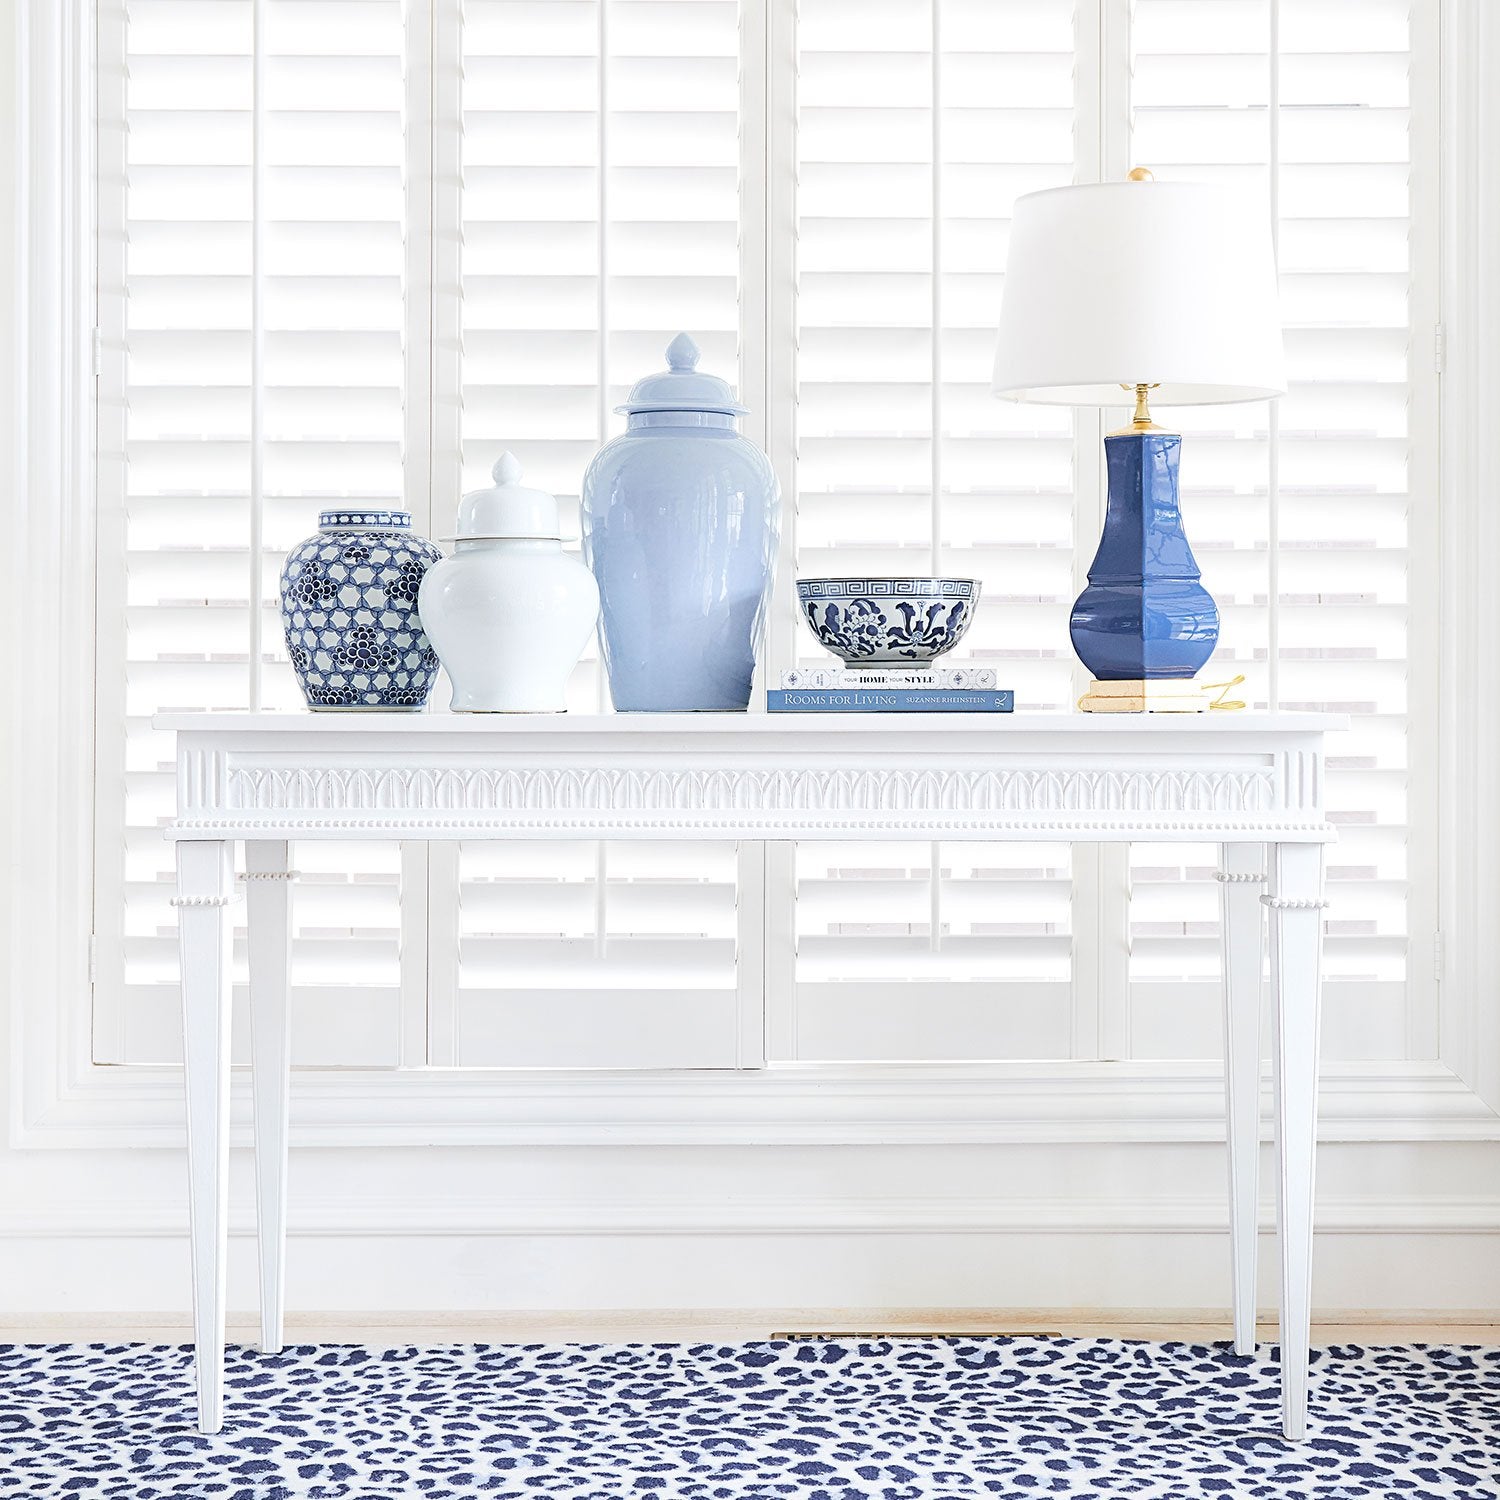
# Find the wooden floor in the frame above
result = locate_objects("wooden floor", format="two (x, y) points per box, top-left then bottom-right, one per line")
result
(4, 1310), (1498, 1345)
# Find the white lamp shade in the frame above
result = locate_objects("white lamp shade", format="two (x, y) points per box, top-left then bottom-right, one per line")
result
(991, 180), (1285, 407)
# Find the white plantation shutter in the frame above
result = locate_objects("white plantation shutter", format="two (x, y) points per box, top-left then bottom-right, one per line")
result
(784, 0), (1435, 1065)
(441, 0), (750, 1068)
(1124, 0), (1435, 1062)
(788, 0), (1081, 1061)
(93, 0), (1437, 1074)
(97, 0), (753, 1071)
(95, 0), (413, 1065)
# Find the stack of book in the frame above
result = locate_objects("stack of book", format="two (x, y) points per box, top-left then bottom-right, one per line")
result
(767, 664), (1013, 713)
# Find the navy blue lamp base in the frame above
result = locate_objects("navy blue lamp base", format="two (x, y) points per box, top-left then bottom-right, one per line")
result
(1070, 430), (1218, 685)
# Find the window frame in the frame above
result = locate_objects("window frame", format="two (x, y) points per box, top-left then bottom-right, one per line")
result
(8, 0), (1498, 1150)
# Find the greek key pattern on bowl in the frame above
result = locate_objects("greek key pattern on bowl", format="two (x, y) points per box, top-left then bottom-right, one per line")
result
(797, 578), (976, 600)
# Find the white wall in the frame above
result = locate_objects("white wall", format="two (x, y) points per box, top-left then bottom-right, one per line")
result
(2, 1137), (1499, 1320)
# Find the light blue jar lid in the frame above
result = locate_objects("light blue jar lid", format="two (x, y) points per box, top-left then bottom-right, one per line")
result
(617, 333), (748, 416)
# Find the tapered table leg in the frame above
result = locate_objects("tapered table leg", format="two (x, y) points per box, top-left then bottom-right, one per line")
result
(1218, 843), (1267, 1356)
(1265, 840), (1327, 1440)
(246, 841), (293, 1355)
(175, 838), (235, 1434)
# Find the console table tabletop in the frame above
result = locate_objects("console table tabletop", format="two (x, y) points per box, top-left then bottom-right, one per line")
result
(162, 710), (1341, 1438)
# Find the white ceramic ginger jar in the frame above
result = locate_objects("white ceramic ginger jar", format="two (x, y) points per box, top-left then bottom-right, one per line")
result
(418, 452), (601, 713)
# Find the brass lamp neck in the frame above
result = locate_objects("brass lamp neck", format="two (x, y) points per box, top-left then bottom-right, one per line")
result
(1130, 383), (1156, 429)
(1111, 382), (1166, 436)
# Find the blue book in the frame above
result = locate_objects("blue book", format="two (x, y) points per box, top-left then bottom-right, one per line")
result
(766, 689), (1014, 713)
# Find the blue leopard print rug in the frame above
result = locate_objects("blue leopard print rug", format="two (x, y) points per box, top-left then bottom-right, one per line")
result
(1, 1339), (1496, 1498)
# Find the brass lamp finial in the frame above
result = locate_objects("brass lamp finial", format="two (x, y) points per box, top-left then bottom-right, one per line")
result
(1127, 166), (1154, 182)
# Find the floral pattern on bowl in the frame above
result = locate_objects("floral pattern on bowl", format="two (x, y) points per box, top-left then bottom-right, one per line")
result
(796, 577), (980, 665)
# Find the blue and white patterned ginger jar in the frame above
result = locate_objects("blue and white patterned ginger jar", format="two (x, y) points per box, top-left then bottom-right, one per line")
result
(278, 508), (443, 711)
(582, 333), (781, 712)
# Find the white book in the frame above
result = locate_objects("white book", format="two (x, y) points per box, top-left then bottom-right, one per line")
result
(781, 663), (998, 691)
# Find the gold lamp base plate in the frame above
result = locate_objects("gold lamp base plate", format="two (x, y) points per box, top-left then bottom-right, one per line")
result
(1078, 676), (1245, 714)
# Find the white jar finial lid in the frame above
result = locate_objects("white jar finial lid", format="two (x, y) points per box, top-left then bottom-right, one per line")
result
(448, 451), (564, 541)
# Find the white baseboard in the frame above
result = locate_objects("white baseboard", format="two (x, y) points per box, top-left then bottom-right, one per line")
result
(2, 1190), (1498, 1318)
(3, 1306), (1497, 1336)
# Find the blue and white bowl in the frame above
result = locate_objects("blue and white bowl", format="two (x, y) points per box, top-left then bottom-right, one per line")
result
(796, 577), (980, 666)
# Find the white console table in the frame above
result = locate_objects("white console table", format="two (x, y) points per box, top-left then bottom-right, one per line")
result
(161, 711), (1338, 1438)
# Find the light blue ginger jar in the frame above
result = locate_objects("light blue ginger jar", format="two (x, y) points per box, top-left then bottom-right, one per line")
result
(279, 508), (443, 710)
(582, 333), (781, 711)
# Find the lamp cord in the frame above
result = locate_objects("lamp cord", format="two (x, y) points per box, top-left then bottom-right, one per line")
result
(1207, 674), (1247, 710)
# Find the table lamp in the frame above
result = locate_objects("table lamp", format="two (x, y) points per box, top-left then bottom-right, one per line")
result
(991, 170), (1285, 711)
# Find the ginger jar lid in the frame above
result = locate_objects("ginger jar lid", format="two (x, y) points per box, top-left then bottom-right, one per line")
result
(447, 452), (563, 541)
(617, 332), (748, 416)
